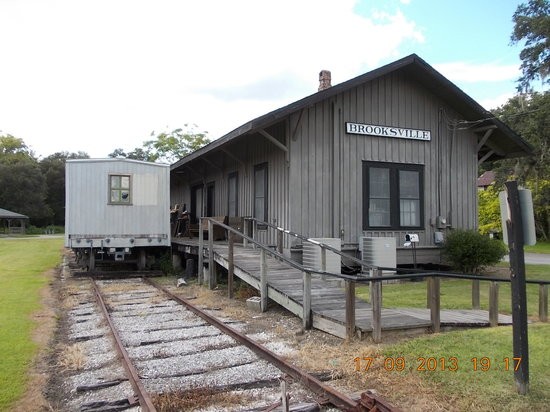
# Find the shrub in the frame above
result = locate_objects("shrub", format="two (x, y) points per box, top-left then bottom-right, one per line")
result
(442, 229), (507, 274)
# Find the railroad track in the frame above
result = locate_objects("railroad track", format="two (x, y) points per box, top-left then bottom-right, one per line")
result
(56, 271), (398, 411)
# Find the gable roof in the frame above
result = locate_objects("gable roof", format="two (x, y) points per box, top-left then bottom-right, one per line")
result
(0, 208), (29, 219)
(172, 53), (532, 170)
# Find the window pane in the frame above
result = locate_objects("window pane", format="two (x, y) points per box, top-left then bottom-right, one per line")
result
(111, 175), (121, 189)
(120, 176), (130, 189)
(369, 199), (390, 226)
(399, 170), (419, 198)
(369, 168), (390, 226)
(400, 199), (419, 226)
(370, 168), (389, 198)
(255, 168), (265, 193)
(254, 198), (265, 220)
(111, 190), (119, 203)
(399, 170), (420, 226)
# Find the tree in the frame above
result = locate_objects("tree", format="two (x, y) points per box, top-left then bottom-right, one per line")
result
(491, 92), (550, 183)
(0, 134), (34, 163)
(39, 151), (89, 225)
(109, 124), (210, 164)
(511, 0), (550, 91)
(0, 135), (51, 224)
(108, 147), (156, 162)
(483, 91), (550, 239)
(144, 125), (210, 164)
(478, 186), (503, 236)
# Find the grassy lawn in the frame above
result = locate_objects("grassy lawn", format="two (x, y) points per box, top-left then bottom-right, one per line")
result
(524, 241), (550, 254)
(0, 237), (63, 411)
(382, 324), (550, 411)
(357, 264), (550, 318)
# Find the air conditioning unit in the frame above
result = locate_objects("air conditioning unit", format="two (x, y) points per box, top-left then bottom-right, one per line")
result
(302, 238), (341, 274)
(360, 237), (396, 275)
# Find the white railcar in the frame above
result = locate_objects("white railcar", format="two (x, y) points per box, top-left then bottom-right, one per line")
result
(65, 158), (171, 270)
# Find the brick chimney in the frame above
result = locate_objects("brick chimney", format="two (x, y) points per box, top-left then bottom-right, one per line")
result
(318, 70), (331, 91)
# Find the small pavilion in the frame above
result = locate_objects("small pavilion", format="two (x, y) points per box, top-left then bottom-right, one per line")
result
(0, 208), (29, 234)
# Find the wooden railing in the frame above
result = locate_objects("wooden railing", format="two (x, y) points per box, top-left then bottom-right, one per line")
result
(198, 217), (550, 342)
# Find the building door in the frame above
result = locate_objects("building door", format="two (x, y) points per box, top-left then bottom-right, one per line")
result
(191, 184), (203, 224)
(206, 182), (215, 217)
(228, 172), (238, 217)
(254, 163), (268, 223)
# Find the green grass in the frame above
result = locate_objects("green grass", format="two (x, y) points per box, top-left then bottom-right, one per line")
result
(524, 241), (550, 254)
(0, 238), (63, 411)
(383, 324), (550, 411)
(357, 264), (550, 318)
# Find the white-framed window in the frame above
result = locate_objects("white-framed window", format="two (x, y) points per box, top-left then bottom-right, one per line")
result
(109, 174), (131, 204)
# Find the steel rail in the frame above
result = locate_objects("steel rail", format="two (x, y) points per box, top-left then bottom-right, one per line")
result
(145, 278), (400, 412)
(91, 280), (157, 412)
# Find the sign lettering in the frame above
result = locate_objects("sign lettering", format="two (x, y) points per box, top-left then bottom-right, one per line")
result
(346, 122), (431, 141)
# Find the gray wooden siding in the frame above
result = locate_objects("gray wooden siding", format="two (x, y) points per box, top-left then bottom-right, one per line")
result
(289, 70), (478, 247)
(170, 130), (290, 246)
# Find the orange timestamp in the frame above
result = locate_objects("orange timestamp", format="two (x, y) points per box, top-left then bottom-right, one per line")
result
(353, 356), (522, 372)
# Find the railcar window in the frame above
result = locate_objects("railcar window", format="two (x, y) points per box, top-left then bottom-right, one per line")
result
(109, 174), (132, 204)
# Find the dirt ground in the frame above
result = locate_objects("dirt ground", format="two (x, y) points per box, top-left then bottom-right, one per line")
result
(16, 259), (463, 412)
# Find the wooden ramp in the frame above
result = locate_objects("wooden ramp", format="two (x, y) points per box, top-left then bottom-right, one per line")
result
(172, 238), (513, 339)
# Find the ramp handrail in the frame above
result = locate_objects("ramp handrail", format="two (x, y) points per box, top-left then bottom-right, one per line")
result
(197, 217), (549, 340)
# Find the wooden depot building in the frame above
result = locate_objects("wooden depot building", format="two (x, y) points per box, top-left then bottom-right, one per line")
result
(170, 54), (531, 267)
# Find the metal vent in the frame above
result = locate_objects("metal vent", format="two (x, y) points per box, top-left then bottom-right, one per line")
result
(360, 237), (396, 275)
(302, 238), (341, 274)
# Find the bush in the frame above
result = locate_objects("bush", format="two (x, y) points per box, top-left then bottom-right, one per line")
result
(442, 229), (507, 274)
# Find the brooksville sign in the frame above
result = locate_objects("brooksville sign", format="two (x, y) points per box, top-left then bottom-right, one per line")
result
(346, 122), (431, 141)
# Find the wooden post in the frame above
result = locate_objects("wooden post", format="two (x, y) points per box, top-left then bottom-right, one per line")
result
(260, 249), (268, 312)
(281, 379), (289, 412)
(228, 231), (234, 299)
(208, 219), (216, 290)
(252, 219), (257, 249)
(426, 275), (431, 308)
(429, 276), (440, 333)
(540, 284), (548, 322)
(321, 247), (327, 280)
(243, 219), (249, 248)
(472, 279), (480, 310)
(277, 229), (283, 255)
(345, 279), (356, 340)
(370, 268), (382, 343)
(505, 180), (529, 395)
(198, 219), (204, 285)
(302, 271), (312, 329)
(489, 281), (499, 327)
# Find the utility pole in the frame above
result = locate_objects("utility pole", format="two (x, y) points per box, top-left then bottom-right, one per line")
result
(504, 181), (529, 395)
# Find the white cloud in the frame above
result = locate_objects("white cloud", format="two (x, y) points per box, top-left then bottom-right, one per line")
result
(434, 61), (520, 83)
(0, 0), (425, 157)
(479, 92), (516, 111)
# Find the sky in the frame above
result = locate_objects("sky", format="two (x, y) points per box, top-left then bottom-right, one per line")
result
(0, 0), (539, 159)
